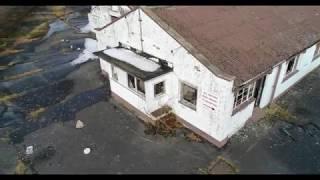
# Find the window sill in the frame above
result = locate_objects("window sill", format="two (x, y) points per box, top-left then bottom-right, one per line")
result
(282, 69), (299, 83)
(179, 100), (197, 111)
(111, 78), (146, 100)
(232, 98), (255, 116)
(154, 92), (166, 100)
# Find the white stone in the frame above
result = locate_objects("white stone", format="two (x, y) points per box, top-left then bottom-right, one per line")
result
(76, 120), (84, 129)
(26, 146), (33, 155)
(83, 148), (91, 154)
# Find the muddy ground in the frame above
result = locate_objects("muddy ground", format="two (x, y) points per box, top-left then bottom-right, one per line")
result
(1, 6), (320, 174)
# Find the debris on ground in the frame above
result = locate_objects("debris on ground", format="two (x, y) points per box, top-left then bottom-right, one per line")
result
(185, 132), (203, 142)
(75, 120), (84, 129)
(83, 148), (91, 155)
(25, 146), (33, 155)
(144, 113), (183, 137)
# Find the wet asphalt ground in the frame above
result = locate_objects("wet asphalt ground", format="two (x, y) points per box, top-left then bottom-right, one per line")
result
(1, 6), (320, 174)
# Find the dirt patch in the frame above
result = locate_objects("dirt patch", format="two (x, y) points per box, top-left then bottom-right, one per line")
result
(144, 113), (184, 137)
(206, 156), (239, 174)
(185, 132), (203, 143)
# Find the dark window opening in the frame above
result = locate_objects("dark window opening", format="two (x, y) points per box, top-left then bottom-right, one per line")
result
(154, 81), (165, 96)
(128, 73), (145, 95)
(137, 78), (145, 94)
(286, 57), (296, 75)
(181, 83), (197, 109)
(128, 74), (135, 89)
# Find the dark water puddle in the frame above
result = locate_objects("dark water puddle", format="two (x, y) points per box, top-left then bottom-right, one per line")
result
(6, 85), (108, 144)
(13, 79), (75, 113)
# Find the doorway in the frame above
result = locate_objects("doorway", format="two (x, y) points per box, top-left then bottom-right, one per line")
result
(254, 75), (266, 107)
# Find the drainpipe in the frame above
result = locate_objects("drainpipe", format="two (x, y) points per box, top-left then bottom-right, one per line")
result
(138, 9), (144, 51)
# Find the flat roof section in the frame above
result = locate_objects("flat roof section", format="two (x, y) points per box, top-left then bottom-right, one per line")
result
(94, 49), (173, 81)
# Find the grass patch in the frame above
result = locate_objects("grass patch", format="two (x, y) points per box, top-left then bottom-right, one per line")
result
(264, 104), (296, 123)
(3, 68), (42, 81)
(0, 137), (10, 143)
(51, 6), (66, 18)
(29, 107), (46, 120)
(26, 22), (49, 39)
(14, 160), (28, 174)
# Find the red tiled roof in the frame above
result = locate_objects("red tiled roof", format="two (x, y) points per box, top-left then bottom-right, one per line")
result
(149, 6), (320, 83)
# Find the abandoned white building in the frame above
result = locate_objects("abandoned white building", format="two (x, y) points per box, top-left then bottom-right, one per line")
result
(88, 6), (320, 147)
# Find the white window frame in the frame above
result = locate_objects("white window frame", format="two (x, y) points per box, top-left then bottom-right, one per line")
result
(180, 82), (198, 110)
(127, 73), (145, 95)
(285, 56), (298, 77)
(234, 82), (256, 109)
(154, 81), (165, 97)
(313, 43), (320, 60)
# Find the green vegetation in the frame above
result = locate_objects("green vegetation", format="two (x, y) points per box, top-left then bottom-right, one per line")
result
(29, 107), (46, 120)
(0, 93), (21, 103)
(264, 104), (296, 123)
(14, 160), (28, 174)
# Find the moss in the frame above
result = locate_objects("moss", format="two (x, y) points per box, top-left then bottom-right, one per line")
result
(264, 104), (296, 123)
(51, 6), (66, 18)
(3, 68), (42, 81)
(29, 107), (46, 120)
(14, 160), (28, 174)
(0, 93), (21, 103)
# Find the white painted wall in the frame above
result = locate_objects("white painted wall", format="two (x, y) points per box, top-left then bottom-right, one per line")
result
(274, 45), (320, 98)
(258, 44), (320, 109)
(94, 8), (237, 142)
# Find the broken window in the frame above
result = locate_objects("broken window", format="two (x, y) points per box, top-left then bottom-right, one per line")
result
(285, 56), (297, 75)
(154, 81), (165, 97)
(234, 82), (256, 109)
(111, 65), (118, 81)
(314, 43), (320, 60)
(180, 82), (197, 110)
(127, 73), (145, 95)
(128, 74), (135, 89)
